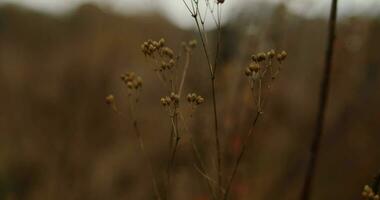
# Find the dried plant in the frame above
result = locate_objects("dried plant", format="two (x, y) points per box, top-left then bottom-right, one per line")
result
(106, 1), (289, 199)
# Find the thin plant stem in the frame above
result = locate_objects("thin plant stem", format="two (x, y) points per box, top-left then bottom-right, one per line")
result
(166, 109), (180, 199)
(127, 96), (162, 200)
(179, 112), (218, 200)
(178, 51), (191, 97)
(223, 112), (261, 200)
(300, 0), (338, 200)
(192, 15), (222, 198)
(193, 14), (222, 198)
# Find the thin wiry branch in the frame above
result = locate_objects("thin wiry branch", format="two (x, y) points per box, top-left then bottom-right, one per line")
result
(127, 96), (163, 200)
(223, 112), (261, 200)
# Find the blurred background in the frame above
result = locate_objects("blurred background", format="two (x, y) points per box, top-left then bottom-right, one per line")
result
(0, 0), (380, 199)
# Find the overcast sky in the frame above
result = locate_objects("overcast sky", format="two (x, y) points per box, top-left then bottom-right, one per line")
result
(0, 0), (379, 28)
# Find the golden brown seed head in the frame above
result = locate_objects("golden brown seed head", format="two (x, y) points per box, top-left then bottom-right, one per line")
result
(127, 82), (134, 89)
(158, 38), (165, 47)
(189, 40), (197, 48)
(257, 52), (267, 62)
(267, 49), (276, 59)
(187, 94), (192, 102)
(161, 47), (174, 59)
(169, 59), (176, 68)
(165, 96), (172, 104)
(105, 95), (115, 105)
(249, 62), (260, 72)
(136, 76), (143, 87)
(251, 54), (258, 62)
(281, 51), (288, 59)
(195, 96), (204, 105)
(160, 97), (167, 106)
(245, 68), (252, 77)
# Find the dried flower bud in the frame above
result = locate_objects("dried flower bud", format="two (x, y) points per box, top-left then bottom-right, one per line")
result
(267, 49), (276, 59)
(127, 82), (134, 89)
(158, 38), (165, 47)
(162, 47), (174, 59)
(170, 92), (180, 103)
(169, 59), (176, 68)
(245, 68), (252, 76)
(188, 40), (197, 48)
(217, 0), (225, 4)
(277, 50), (288, 62)
(165, 96), (172, 104)
(195, 96), (204, 105)
(105, 95), (115, 105)
(251, 54), (258, 62)
(249, 63), (260, 72)
(257, 52), (267, 62)
(160, 97), (167, 106)
(187, 94), (192, 102)
(136, 76), (143, 87)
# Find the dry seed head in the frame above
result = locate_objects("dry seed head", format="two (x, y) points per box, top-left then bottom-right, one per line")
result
(362, 185), (376, 199)
(160, 97), (168, 106)
(217, 0), (225, 4)
(267, 49), (276, 59)
(186, 92), (204, 105)
(257, 52), (267, 62)
(186, 93), (192, 102)
(249, 62), (260, 72)
(188, 40), (197, 48)
(169, 59), (176, 68)
(195, 96), (204, 105)
(161, 47), (174, 59)
(165, 96), (172, 104)
(158, 38), (165, 47)
(170, 92), (180, 103)
(277, 50), (288, 62)
(127, 82), (134, 89)
(245, 68), (252, 77)
(251, 54), (258, 62)
(105, 94), (115, 105)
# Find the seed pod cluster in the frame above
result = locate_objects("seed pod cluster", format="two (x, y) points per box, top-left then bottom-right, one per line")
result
(141, 38), (174, 59)
(362, 185), (380, 200)
(251, 50), (288, 63)
(121, 72), (143, 90)
(160, 92), (180, 107)
(159, 59), (176, 71)
(186, 93), (204, 105)
(182, 39), (197, 52)
(276, 50), (288, 63)
(245, 62), (260, 77)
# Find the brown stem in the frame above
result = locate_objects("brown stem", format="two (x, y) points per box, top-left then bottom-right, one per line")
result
(127, 97), (162, 200)
(179, 113), (217, 200)
(178, 51), (191, 97)
(193, 15), (222, 198)
(300, 1), (338, 200)
(165, 107), (181, 200)
(223, 112), (261, 200)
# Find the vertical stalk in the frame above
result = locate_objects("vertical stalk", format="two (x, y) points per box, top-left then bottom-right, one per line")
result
(300, 0), (338, 200)
(127, 97), (162, 200)
(193, 15), (222, 198)
(223, 112), (261, 200)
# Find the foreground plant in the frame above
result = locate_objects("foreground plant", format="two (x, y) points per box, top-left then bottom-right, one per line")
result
(106, 0), (289, 199)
